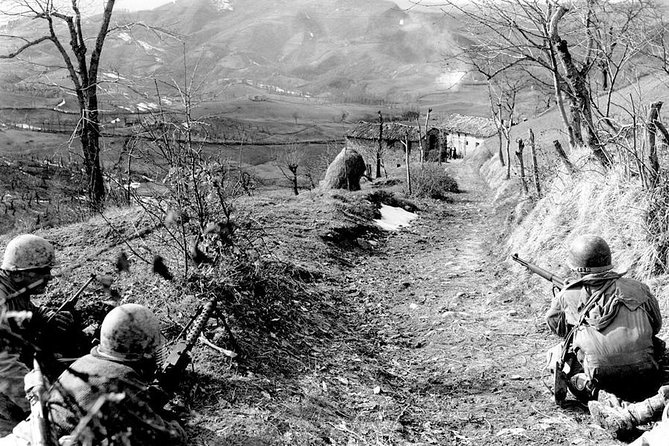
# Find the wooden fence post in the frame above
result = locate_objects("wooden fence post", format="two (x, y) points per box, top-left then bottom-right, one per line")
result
(403, 132), (412, 195)
(515, 138), (529, 194)
(528, 129), (541, 198)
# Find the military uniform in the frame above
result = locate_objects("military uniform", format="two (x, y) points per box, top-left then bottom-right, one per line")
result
(546, 270), (662, 401)
(0, 235), (67, 435)
(0, 270), (44, 435)
(2, 304), (186, 445)
(3, 351), (186, 446)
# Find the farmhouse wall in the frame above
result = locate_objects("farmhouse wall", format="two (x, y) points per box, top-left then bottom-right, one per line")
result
(345, 139), (421, 176)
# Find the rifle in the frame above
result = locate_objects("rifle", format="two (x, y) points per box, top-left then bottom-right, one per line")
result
(511, 253), (566, 290)
(25, 356), (56, 446)
(46, 274), (96, 324)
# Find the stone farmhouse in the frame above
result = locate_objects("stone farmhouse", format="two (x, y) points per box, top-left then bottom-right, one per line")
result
(345, 114), (498, 174)
(427, 114), (498, 159)
(345, 121), (422, 172)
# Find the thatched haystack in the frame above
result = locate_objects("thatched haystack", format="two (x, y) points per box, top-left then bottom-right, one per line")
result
(322, 148), (366, 191)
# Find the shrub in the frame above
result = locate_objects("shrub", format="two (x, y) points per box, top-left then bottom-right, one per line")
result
(410, 164), (459, 199)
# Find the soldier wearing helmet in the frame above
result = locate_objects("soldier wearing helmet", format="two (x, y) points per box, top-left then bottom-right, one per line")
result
(3, 304), (186, 445)
(545, 234), (663, 405)
(0, 234), (75, 435)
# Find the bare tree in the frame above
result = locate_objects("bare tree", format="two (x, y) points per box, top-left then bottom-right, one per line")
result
(446, 0), (656, 169)
(0, 0), (118, 209)
(275, 144), (304, 196)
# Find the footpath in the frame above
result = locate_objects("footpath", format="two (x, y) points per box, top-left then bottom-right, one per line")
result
(346, 160), (618, 445)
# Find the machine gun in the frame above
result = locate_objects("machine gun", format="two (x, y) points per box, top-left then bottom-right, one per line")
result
(158, 300), (217, 391)
(511, 253), (566, 292)
(157, 292), (238, 393)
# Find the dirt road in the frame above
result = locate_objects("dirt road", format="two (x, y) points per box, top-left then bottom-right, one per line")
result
(349, 160), (617, 445)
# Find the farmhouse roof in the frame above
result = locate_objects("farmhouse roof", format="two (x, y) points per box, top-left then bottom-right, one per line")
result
(437, 114), (497, 138)
(346, 121), (421, 142)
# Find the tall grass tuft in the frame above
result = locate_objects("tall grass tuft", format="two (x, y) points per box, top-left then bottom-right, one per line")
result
(645, 177), (669, 275)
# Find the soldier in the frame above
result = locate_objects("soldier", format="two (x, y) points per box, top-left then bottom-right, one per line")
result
(4, 303), (186, 445)
(0, 234), (74, 435)
(545, 234), (663, 403)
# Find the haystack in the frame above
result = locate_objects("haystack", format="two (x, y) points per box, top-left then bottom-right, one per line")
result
(322, 148), (366, 191)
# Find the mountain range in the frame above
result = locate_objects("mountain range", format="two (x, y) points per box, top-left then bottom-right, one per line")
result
(0, 0), (475, 111)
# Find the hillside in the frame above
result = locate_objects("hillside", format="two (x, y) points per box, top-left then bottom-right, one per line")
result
(0, 0), (485, 112)
(16, 149), (664, 445)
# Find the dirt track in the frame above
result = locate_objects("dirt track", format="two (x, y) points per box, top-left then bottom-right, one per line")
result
(348, 160), (618, 445)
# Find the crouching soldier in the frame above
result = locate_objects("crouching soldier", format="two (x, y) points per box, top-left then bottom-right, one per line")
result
(545, 235), (663, 403)
(2, 303), (186, 446)
(0, 234), (75, 435)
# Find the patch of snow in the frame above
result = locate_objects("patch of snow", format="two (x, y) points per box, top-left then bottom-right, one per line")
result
(118, 32), (132, 42)
(137, 40), (165, 53)
(375, 204), (417, 231)
(103, 72), (126, 80)
(136, 102), (158, 111)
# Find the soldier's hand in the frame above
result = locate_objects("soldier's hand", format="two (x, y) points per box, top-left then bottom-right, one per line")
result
(47, 310), (75, 333)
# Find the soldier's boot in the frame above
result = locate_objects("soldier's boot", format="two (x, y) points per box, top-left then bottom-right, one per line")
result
(626, 385), (669, 424)
(589, 385), (669, 439)
(588, 401), (635, 438)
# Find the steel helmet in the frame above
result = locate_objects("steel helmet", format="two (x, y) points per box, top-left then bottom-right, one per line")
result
(567, 234), (613, 273)
(1, 234), (56, 271)
(97, 304), (163, 363)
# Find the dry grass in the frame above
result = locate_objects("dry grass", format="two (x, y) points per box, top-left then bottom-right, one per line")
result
(472, 139), (669, 339)
(6, 178), (425, 445)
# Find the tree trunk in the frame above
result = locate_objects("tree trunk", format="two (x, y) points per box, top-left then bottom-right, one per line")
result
(81, 95), (105, 210)
(550, 7), (610, 167)
(505, 131), (512, 180)
(528, 129), (541, 198)
(515, 139), (528, 194)
(546, 20), (577, 151)
(647, 101), (662, 188)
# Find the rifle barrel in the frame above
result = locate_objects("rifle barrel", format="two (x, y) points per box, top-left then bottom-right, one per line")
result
(47, 275), (96, 323)
(511, 253), (565, 289)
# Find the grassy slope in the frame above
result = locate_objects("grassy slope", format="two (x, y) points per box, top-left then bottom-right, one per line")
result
(7, 180), (429, 444)
(468, 73), (669, 343)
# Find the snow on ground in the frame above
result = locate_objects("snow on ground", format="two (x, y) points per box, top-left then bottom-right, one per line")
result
(374, 204), (417, 231)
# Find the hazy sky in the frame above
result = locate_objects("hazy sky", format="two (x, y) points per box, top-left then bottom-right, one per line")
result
(115, 0), (174, 12)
